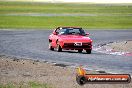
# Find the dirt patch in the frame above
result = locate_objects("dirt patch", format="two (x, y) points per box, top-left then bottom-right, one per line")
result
(0, 55), (132, 88)
(94, 40), (132, 56)
(106, 41), (132, 52)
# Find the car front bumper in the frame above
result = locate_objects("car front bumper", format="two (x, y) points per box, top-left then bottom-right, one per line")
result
(62, 42), (92, 50)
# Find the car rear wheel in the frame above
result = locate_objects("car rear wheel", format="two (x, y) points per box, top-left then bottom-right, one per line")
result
(56, 42), (62, 52)
(49, 42), (54, 51)
(78, 49), (83, 53)
(86, 49), (91, 54)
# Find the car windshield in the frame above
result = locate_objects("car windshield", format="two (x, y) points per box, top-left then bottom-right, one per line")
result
(58, 28), (86, 35)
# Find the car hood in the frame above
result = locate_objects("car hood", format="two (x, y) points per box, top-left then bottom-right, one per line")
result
(58, 35), (92, 43)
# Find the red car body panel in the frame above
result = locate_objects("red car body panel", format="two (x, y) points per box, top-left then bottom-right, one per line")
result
(49, 27), (92, 51)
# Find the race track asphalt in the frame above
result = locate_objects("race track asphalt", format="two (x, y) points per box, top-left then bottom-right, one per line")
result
(0, 29), (132, 74)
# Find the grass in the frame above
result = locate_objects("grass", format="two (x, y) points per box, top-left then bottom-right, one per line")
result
(0, 1), (132, 14)
(0, 1), (132, 29)
(0, 16), (132, 29)
(28, 82), (52, 88)
(0, 83), (14, 88)
(0, 81), (52, 88)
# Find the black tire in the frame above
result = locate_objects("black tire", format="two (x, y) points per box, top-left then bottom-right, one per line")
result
(49, 42), (54, 51)
(76, 75), (86, 85)
(78, 49), (83, 53)
(86, 49), (91, 54)
(56, 41), (62, 52)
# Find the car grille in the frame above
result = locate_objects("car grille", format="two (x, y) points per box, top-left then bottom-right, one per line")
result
(63, 43), (91, 49)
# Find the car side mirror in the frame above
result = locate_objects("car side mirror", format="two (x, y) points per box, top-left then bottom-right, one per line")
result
(53, 32), (58, 35)
(85, 33), (89, 36)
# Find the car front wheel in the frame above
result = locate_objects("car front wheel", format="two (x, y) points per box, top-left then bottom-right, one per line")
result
(56, 41), (62, 52)
(49, 42), (54, 51)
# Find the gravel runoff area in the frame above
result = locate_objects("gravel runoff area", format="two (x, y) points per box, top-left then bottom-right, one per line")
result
(105, 41), (132, 52)
(0, 55), (132, 88)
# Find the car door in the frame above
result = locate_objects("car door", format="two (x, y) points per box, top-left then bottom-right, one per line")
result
(51, 28), (60, 47)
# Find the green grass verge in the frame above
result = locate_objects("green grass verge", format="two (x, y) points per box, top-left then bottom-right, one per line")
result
(0, 81), (52, 88)
(0, 1), (132, 29)
(0, 1), (132, 14)
(0, 16), (132, 29)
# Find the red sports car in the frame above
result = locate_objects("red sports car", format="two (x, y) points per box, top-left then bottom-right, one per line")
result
(49, 27), (92, 54)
